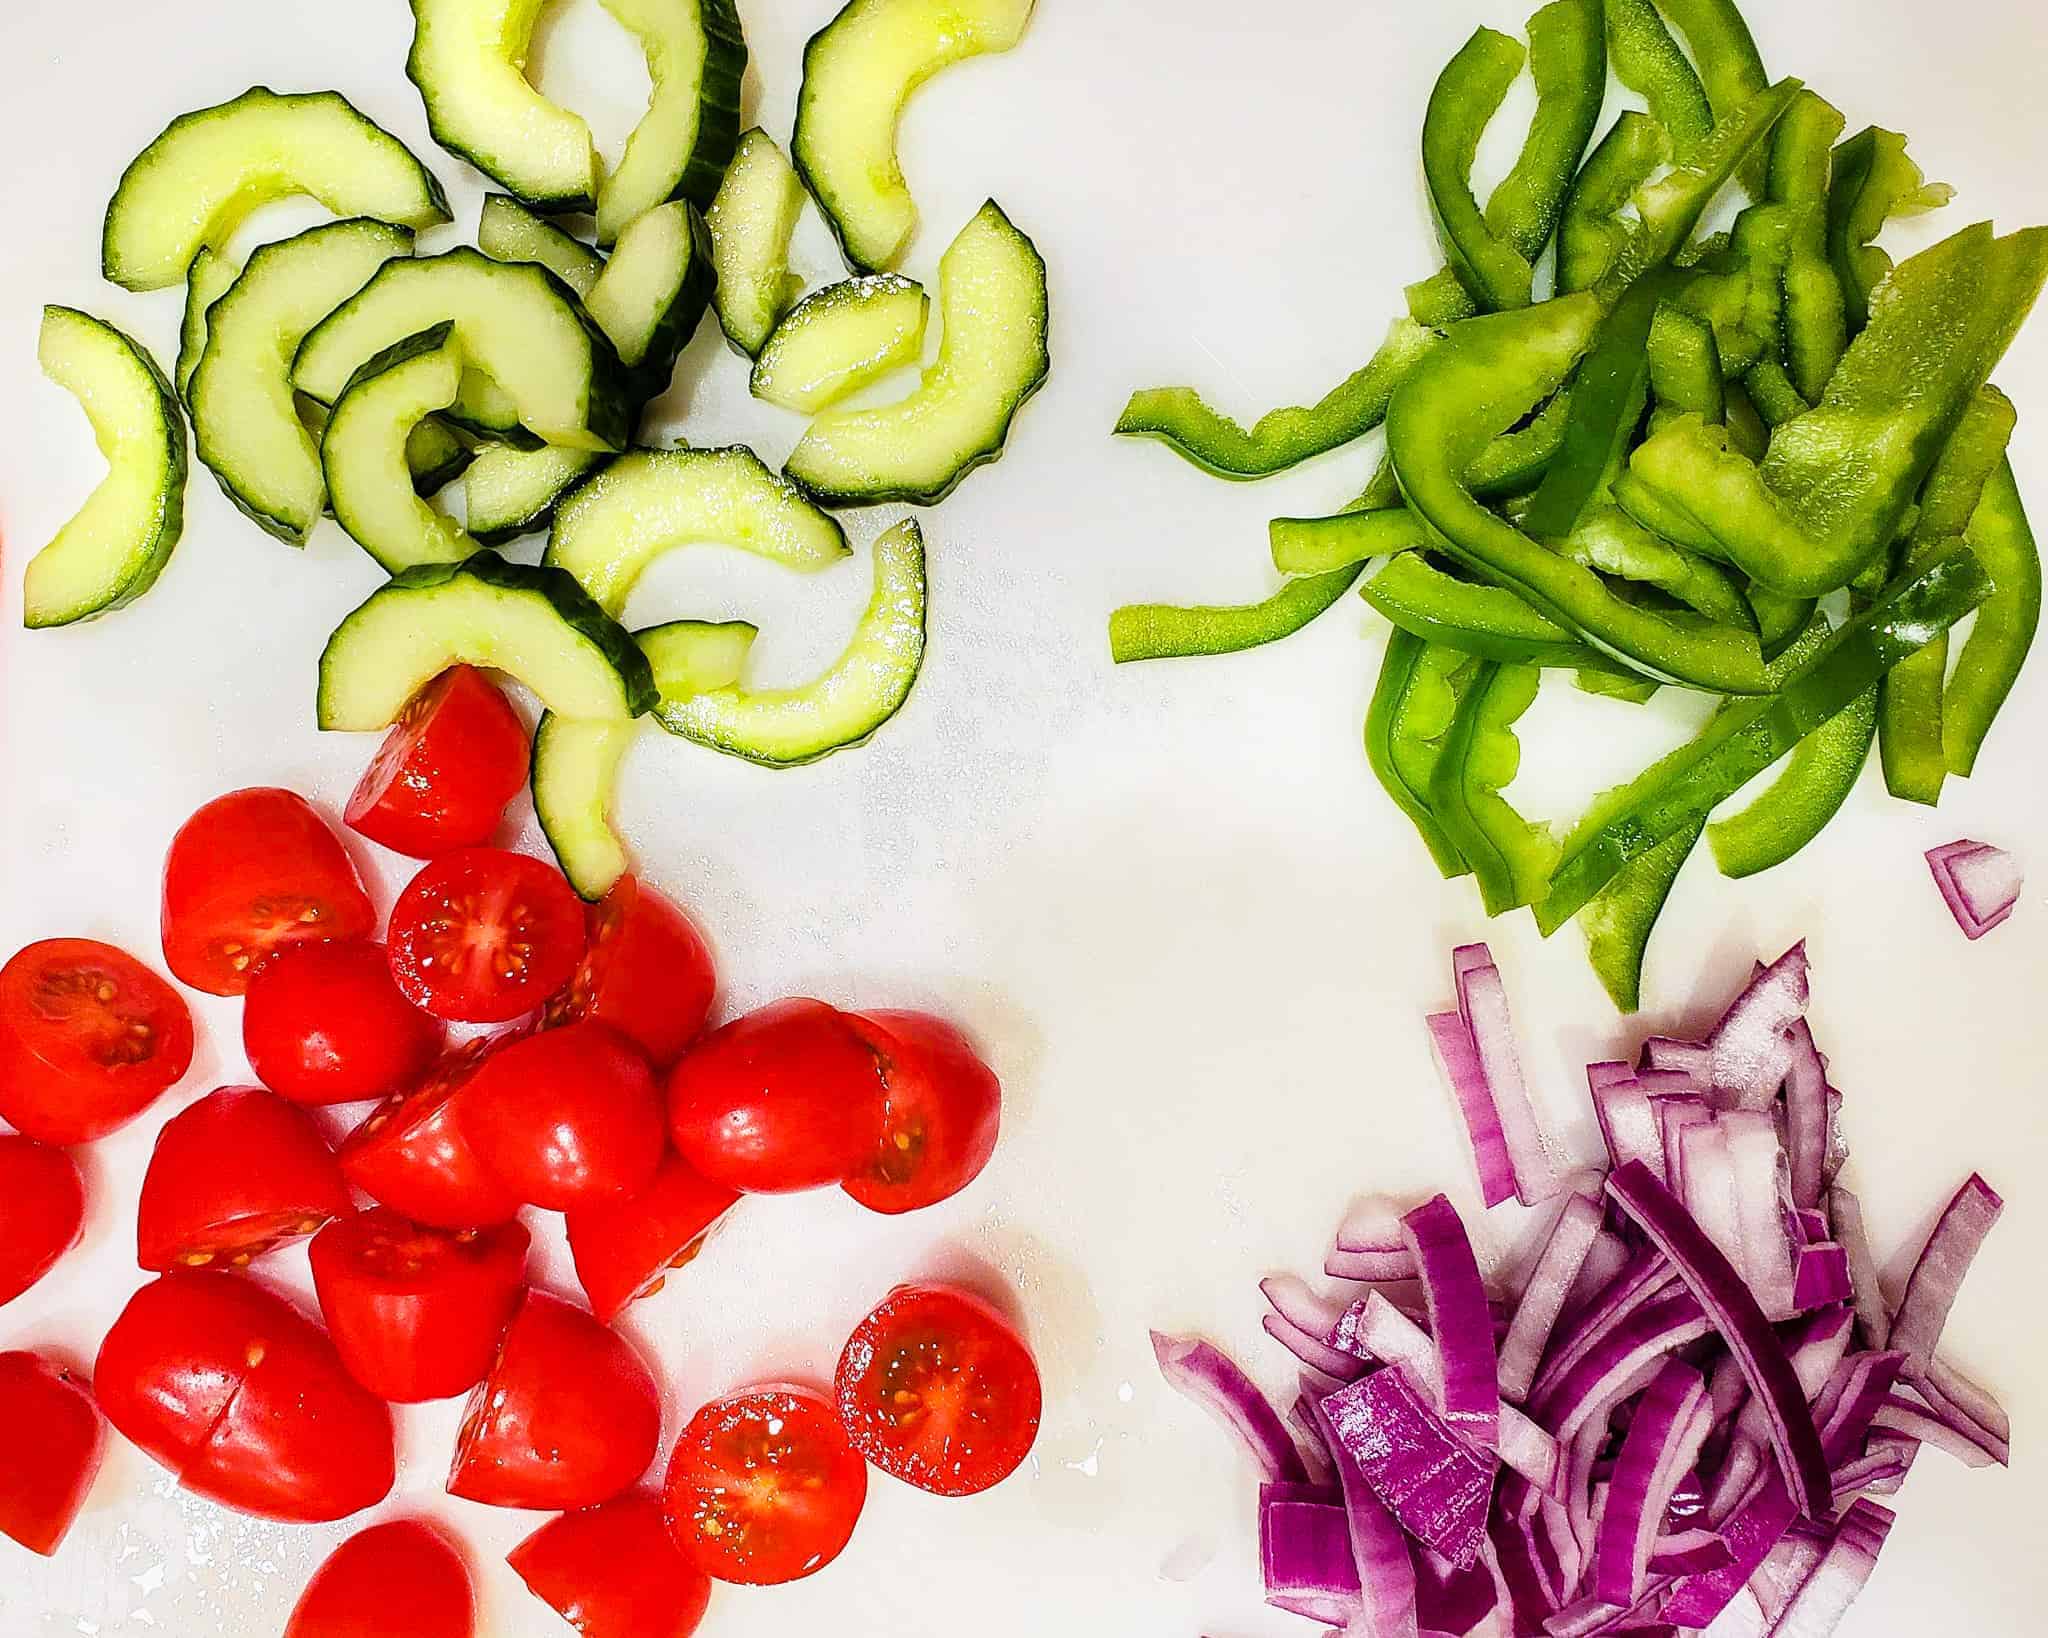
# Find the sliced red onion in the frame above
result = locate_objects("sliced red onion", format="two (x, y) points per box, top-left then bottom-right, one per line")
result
(1793, 1243), (1852, 1310)
(1782, 1021), (1832, 1210)
(1531, 1252), (1681, 1406)
(1660, 1472), (1799, 1627)
(1722, 1111), (1796, 1317)
(1151, 1331), (1308, 1483)
(1260, 1488), (1362, 1626)
(1562, 1230), (1632, 1330)
(1589, 1069), (1664, 1181)
(1767, 1499), (1894, 1636)
(1791, 1207), (1830, 1246)
(1703, 943), (1811, 1110)
(1594, 1358), (1713, 1604)
(1492, 1506), (1562, 1628)
(1905, 1355), (2010, 1453)
(1647, 1527), (1732, 1578)
(1888, 1172), (2004, 1366)
(1412, 1538), (1499, 1636)
(1454, 948), (1564, 1205)
(1639, 1036), (1709, 1077)
(1869, 1393), (2005, 1468)
(1264, 1312), (1370, 1382)
(1659, 1099), (1714, 1197)
(1830, 1446), (1914, 1504)
(1536, 1289), (1711, 1448)
(1310, 1397), (1422, 1638)
(1500, 1193), (1605, 1403)
(1320, 1368), (1494, 1570)
(1926, 839), (2024, 940)
(1402, 1195), (1500, 1444)
(1427, 1010), (1519, 1210)
(1290, 1392), (1338, 1484)
(1824, 1187), (1892, 1349)
(1751, 1526), (1830, 1624)
(1678, 1122), (1742, 1278)
(1813, 1350), (1905, 1464)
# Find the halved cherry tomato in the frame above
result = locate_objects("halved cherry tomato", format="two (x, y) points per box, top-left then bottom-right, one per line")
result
(459, 1021), (664, 1210)
(310, 1208), (529, 1403)
(841, 1010), (1002, 1215)
(834, 1284), (1042, 1497)
(137, 1086), (352, 1271)
(346, 666), (530, 860)
(509, 1493), (712, 1638)
(0, 937), (193, 1143)
(286, 1518), (474, 1638)
(566, 1154), (741, 1324)
(161, 788), (375, 995)
(338, 1036), (526, 1230)
(0, 1351), (105, 1556)
(544, 877), (717, 1067)
(666, 998), (884, 1194)
(0, 1135), (86, 1306)
(449, 1290), (660, 1511)
(388, 849), (587, 1024)
(663, 1385), (867, 1586)
(96, 1272), (394, 1522)
(245, 940), (444, 1105)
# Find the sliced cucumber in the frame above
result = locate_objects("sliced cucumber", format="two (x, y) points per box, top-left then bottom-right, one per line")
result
(323, 324), (478, 573)
(176, 248), (240, 402)
(407, 420), (476, 493)
(103, 88), (448, 291)
(784, 201), (1047, 504)
(462, 445), (604, 544)
(547, 446), (849, 616)
(25, 307), (188, 629)
(189, 219), (415, 543)
(592, 0), (747, 244)
(708, 128), (807, 355)
(751, 275), (928, 412)
(534, 620), (756, 898)
(656, 517), (925, 764)
(794, 0), (1035, 271)
(477, 193), (602, 297)
(586, 200), (714, 396)
(295, 248), (632, 451)
(318, 551), (656, 729)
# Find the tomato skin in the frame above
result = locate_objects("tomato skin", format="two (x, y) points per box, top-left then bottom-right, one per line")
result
(834, 1284), (1042, 1498)
(460, 1022), (664, 1210)
(338, 1036), (526, 1230)
(161, 788), (375, 995)
(388, 849), (588, 1024)
(841, 1010), (1002, 1216)
(545, 877), (717, 1068)
(244, 940), (444, 1105)
(0, 1352), (106, 1556)
(310, 1209), (529, 1403)
(346, 666), (530, 860)
(566, 1153), (741, 1324)
(286, 1519), (475, 1638)
(0, 937), (193, 1144)
(0, 1136), (86, 1306)
(137, 1086), (353, 1271)
(508, 1493), (711, 1638)
(449, 1290), (660, 1511)
(666, 999), (885, 1194)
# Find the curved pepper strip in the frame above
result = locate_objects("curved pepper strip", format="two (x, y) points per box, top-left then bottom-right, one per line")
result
(1557, 113), (1670, 296)
(1366, 630), (1477, 879)
(1649, 0), (1770, 190)
(1582, 815), (1705, 1013)
(1945, 459), (2042, 776)
(1577, 669), (1661, 705)
(1768, 92), (1850, 405)
(1108, 561), (1365, 663)
(1746, 579), (1815, 661)
(1647, 303), (1725, 428)
(1559, 506), (1755, 629)
(1603, 0), (1711, 156)
(1408, 267), (1479, 328)
(1484, 0), (1606, 265)
(1271, 507), (1429, 577)
(1429, 661), (1558, 914)
(1361, 552), (1636, 675)
(1423, 27), (1534, 312)
(1827, 127), (1953, 336)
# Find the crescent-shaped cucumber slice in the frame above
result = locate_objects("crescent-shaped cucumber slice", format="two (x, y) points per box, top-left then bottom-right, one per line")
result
(176, 249), (240, 402)
(593, 0), (747, 243)
(707, 129), (806, 355)
(751, 275), (929, 413)
(477, 193), (603, 297)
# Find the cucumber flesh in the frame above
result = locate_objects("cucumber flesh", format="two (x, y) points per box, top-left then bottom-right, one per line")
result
(26, 307), (188, 628)
(477, 194), (602, 297)
(785, 200), (1047, 505)
(751, 274), (928, 412)
(586, 200), (714, 389)
(103, 88), (449, 291)
(708, 128), (806, 354)
(407, 420), (476, 493)
(176, 249), (240, 402)
(656, 517), (925, 764)
(323, 324), (477, 572)
(594, 0), (747, 243)
(462, 445), (604, 544)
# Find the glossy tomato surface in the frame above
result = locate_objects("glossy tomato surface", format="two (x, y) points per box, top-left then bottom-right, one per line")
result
(508, 1493), (712, 1638)
(285, 1518), (475, 1638)
(338, 1035), (526, 1230)
(310, 1208), (529, 1403)
(834, 1284), (1042, 1497)
(841, 1010), (1003, 1215)
(161, 788), (375, 995)
(460, 1021), (664, 1210)
(136, 1085), (352, 1271)
(0, 1135), (86, 1306)
(346, 666), (529, 859)
(544, 876), (717, 1067)
(663, 1385), (867, 1586)
(667, 998), (884, 1194)
(566, 1153), (741, 1324)
(448, 1290), (660, 1511)
(388, 849), (587, 1024)
(0, 1351), (105, 1557)
(0, 937), (193, 1144)
(244, 940), (444, 1105)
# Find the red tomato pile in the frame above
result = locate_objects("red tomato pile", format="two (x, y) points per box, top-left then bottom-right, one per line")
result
(0, 664), (1039, 1635)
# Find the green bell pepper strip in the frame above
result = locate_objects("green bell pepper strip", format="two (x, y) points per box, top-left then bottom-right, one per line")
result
(1423, 27), (1535, 312)
(1408, 267), (1479, 328)
(1603, 0), (1712, 157)
(1557, 112), (1670, 296)
(1768, 92), (1850, 405)
(1650, 0), (1771, 192)
(1366, 630), (1476, 879)
(1108, 561), (1366, 663)
(1723, 382), (1771, 462)
(1582, 815), (1705, 1013)
(1429, 661), (1558, 914)
(1945, 459), (2042, 776)
(1535, 545), (1992, 933)
(1113, 319), (1439, 480)
(1271, 507), (1428, 577)
(1743, 359), (1809, 428)
(1559, 506), (1756, 629)
(1827, 127), (1953, 335)
(1361, 552), (1641, 675)
(1577, 669), (1662, 704)
(1469, 392), (1575, 497)
(1484, 0), (1607, 266)
(1648, 302), (1725, 426)
(1747, 578), (1815, 660)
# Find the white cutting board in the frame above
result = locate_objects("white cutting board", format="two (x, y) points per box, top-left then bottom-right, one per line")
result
(3, 1), (2047, 1633)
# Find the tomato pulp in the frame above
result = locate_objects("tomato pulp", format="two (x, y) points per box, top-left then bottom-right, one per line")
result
(345, 665), (529, 859)
(842, 1009), (1003, 1215)
(388, 848), (587, 1023)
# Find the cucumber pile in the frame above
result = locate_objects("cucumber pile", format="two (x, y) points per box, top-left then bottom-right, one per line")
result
(23, 0), (1049, 901)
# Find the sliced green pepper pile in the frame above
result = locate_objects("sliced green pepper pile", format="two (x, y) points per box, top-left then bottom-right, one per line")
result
(1109, 0), (2045, 1011)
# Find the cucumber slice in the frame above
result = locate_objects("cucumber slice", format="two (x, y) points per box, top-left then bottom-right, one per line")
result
(656, 517), (925, 764)
(189, 219), (416, 544)
(533, 620), (756, 898)
(323, 324), (478, 572)
(794, 0), (1035, 271)
(592, 0), (747, 244)
(318, 551), (656, 729)
(707, 129), (806, 355)
(547, 446), (848, 616)
(295, 248), (632, 451)
(784, 201), (1047, 505)
(477, 194), (602, 297)
(586, 200), (714, 395)
(462, 445), (604, 544)
(751, 275), (928, 413)
(103, 88), (449, 292)
(25, 307), (188, 629)
(407, 421), (476, 493)
(176, 249), (240, 402)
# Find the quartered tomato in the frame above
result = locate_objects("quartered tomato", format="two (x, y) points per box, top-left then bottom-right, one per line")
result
(137, 1086), (352, 1271)
(161, 788), (375, 995)
(244, 940), (444, 1105)
(544, 876), (717, 1067)
(508, 1493), (712, 1638)
(310, 1208), (529, 1403)
(449, 1290), (660, 1511)
(285, 1518), (475, 1638)
(834, 1284), (1042, 1498)
(841, 1010), (1002, 1215)
(662, 1385), (867, 1586)
(388, 849), (587, 1024)
(0, 1135), (86, 1306)
(0, 937), (193, 1144)
(0, 1351), (105, 1557)
(345, 665), (529, 860)
(566, 1153), (741, 1324)
(338, 1035), (526, 1230)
